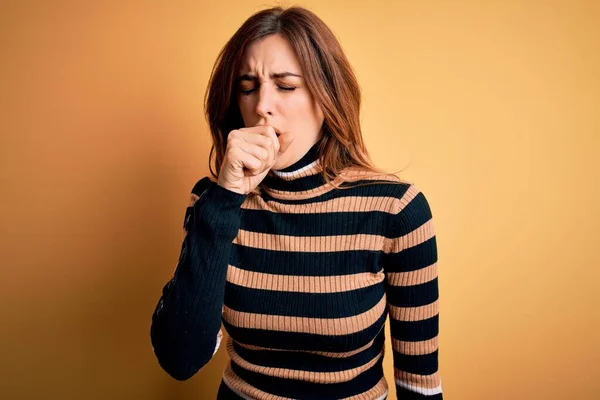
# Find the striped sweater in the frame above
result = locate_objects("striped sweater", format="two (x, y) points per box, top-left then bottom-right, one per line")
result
(150, 143), (443, 399)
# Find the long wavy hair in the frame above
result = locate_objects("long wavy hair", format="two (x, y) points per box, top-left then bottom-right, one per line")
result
(203, 5), (407, 195)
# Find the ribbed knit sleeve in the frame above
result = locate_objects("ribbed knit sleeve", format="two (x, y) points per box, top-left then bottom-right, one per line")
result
(150, 177), (247, 381)
(384, 184), (443, 399)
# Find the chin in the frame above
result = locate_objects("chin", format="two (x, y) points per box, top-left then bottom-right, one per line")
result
(272, 155), (292, 171)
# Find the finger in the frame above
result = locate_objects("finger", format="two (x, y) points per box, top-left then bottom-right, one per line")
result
(240, 124), (277, 138)
(239, 126), (279, 165)
(236, 129), (273, 149)
(230, 147), (263, 175)
(236, 132), (276, 168)
(229, 130), (274, 166)
(237, 141), (270, 172)
(254, 125), (280, 159)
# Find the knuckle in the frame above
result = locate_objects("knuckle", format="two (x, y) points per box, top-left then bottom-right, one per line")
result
(229, 137), (240, 147)
(228, 130), (240, 141)
(261, 135), (271, 148)
(228, 146), (240, 157)
(259, 146), (268, 159)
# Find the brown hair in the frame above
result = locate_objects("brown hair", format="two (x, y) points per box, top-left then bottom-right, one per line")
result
(203, 5), (407, 195)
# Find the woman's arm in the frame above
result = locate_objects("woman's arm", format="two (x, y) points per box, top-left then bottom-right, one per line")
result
(384, 184), (443, 399)
(150, 177), (246, 380)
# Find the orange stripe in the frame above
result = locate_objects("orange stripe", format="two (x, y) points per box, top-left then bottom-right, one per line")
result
(340, 376), (388, 400)
(263, 178), (338, 200)
(233, 335), (379, 358)
(383, 219), (435, 253)
(386, 263), (438, 287)
(227, 265), (384, 293)
(388, 300), (439, 322)
(337, 167), (406, 185)
(223, 362), (389, 400)
(222, 362), (294, 399)
(233, 219), (433, 254)
(392, 337), (439, 356)
(226, 339), (384, 383)
(394, 369), (442, 389)
(242, 194), (403, 214)
(223, 295), (386, 335)
(391, 184), (420, 214)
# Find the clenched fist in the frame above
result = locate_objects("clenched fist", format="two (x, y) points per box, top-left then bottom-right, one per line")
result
(217, 125), (295, 195)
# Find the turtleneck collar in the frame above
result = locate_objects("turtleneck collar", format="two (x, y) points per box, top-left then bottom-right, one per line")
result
(262, 142), (327, 193)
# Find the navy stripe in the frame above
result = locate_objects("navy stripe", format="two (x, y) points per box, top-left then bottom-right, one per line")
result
(389, 315), (439, 342)
(263, 171), (327, 192)
(385, 278), (439, 307)
(392, 349), (439, 375)
(241, 208), (391, 236)
(223, 311), (387, 352)
(381, 237), (437, 272)
(224, 281), (385, 318)
(230, 354), (384, 399)
(230, 245), (382, 276)
(231, 328), (384, 372)
(261, 180), (410, 205)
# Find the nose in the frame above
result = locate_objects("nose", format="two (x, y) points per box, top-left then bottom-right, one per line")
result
(255, 84), (274, 118)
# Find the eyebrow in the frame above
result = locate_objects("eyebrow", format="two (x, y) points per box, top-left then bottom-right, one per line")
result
(238, 72), (303, 82)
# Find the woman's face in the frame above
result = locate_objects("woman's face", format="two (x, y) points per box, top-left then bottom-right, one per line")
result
(236, 33), (324, 171)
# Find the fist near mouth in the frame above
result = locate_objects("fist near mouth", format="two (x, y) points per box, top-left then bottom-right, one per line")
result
(217, 125), (295, 195)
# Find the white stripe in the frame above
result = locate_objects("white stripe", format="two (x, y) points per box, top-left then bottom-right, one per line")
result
(396, 378), (443, 396)
(373, 390), (388, 400)
(271, 159), (320, 179)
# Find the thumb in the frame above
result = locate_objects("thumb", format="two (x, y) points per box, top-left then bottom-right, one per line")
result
(278, 134), (296, 155)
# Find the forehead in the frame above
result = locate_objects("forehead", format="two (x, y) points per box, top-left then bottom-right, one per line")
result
(239, 34), (301, 74)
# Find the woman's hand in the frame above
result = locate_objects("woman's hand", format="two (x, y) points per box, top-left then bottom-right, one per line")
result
(217, 125), (295, 195)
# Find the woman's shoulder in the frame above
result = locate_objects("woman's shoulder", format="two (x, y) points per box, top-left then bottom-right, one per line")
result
(338, 166), (414, 191)
(338, 166), (433, 215)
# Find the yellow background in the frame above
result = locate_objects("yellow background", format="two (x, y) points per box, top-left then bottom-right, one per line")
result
(1, 1), (598, 399)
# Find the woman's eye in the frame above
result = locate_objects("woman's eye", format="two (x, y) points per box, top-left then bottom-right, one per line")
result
(240, 86), (296, 95)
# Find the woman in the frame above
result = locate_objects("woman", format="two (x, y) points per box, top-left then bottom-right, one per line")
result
(150, 5), (443, 400)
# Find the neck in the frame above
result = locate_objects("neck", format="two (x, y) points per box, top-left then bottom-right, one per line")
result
(262, 142), (326, 193)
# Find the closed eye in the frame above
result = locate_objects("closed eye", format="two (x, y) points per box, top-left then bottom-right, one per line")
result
(240, 86), (296, 95)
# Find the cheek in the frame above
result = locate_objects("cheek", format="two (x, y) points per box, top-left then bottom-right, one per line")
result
(238, 96), (249, 112)
(238, 97), (254, 121)
(287, 96), (315, 121)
